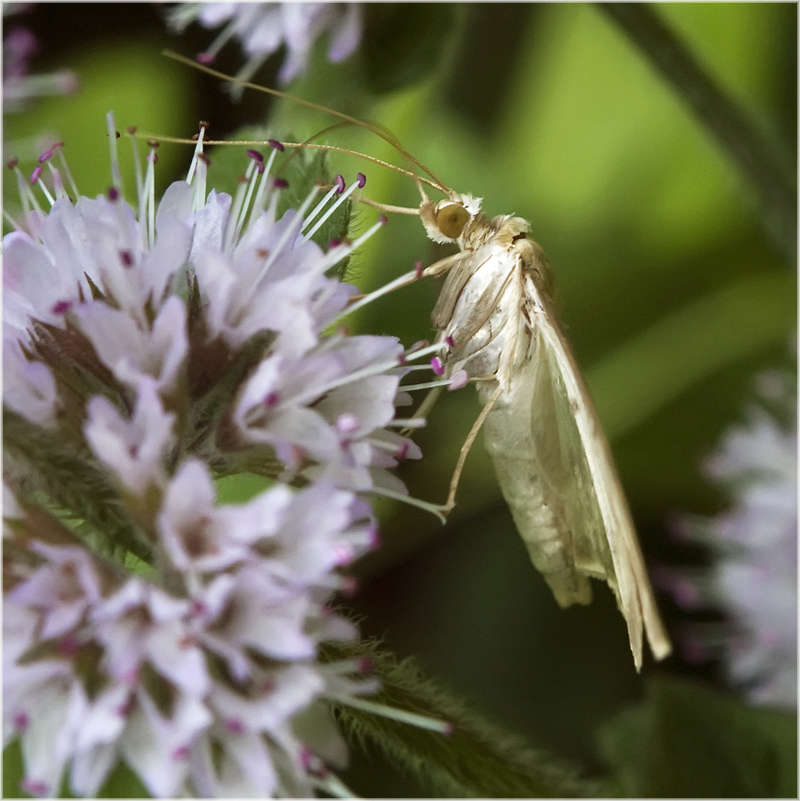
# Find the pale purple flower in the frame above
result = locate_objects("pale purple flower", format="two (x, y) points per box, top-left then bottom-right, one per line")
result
(168, 2), (363, 86)
(3, 120), (452, 796)
(668, 371), (797, 709)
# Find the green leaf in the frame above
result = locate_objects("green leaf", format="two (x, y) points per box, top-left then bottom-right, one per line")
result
(325, 640), (597, 798)
(598, 675), (798, 797)
(362, 4), (459, 94)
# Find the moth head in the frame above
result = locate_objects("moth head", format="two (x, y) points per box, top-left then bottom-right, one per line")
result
(419, 192), (482, 245)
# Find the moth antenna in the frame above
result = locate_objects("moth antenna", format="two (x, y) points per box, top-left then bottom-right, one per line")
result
(137, 133), (447, 195)
(163, 49), (452, 193)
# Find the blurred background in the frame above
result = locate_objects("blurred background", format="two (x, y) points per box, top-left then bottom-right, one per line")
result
(4, 3), (796, 796)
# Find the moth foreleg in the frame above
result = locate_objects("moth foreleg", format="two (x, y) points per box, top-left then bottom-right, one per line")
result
(444, 383), (504, 513)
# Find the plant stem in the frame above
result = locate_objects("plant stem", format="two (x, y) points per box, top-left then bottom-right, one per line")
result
(597, 3), (797, 263)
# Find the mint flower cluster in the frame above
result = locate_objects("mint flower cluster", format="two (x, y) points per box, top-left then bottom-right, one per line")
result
(3, 120), (451, 797)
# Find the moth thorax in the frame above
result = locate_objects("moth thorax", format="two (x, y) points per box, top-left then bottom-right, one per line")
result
(435, 200), (471, 239)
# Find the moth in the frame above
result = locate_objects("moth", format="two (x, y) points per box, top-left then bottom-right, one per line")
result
(417, 192), (672, 669)
(163, 50), (672, 669)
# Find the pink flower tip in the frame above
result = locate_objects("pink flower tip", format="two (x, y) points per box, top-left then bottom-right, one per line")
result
(22, 778), (50, 797)
(38, 149), (53, 164)
(430, 356), (445, 376)
(378, 214), (388, 225)
(224, 717), (246, 734)
(12, 711), (29, 732)
(29, 165), (43, 184)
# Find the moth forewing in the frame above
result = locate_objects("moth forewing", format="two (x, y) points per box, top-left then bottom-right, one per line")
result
(426, 204), (671, 669)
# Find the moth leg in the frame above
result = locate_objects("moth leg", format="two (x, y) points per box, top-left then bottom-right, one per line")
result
(444, 383), (504, 512)
(423, 252), (464, 278)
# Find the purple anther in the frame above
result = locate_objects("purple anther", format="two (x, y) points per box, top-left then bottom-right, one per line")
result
(198, 153), (211, 166)
(328, 238), (342, 248)
(246, 149), (263, 162)
(357, 656), (374, 672)
(397, 353), (407, 366)
(263, 391), (280, 408)
(268, 139), (284, 152)
(107, 186), (120, 201)
(196, 52), (216, 65)
(378, 214), (388, 225)
(38, 149), (53, 164)
(224, 717), (246, 735)
(57, 633), (80, 657)
(7, 156), (19, 170)
(171, 745), (190, 762)
(395, 441), (409, 460)
(272, 177), (289, 189)
(29, 165), (43, 184)
(12, 711), (29, 732)
(448, 369), (468, 391)
(51, 300), (71, 315)
(445, 335), (455, 349)
(148, 152), (159, 165)
(414, 260), (424, 279)
(119, 250), (134, 267)
(356, 172), (366, 188)
(430, 356), (445, 376)
(22, 779), (49, 797)
(334, 174), (346, 194)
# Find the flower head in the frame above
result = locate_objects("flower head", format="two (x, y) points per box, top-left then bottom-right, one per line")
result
(665, 369), (797, 709)
(3, 118), (452, 796)
(168, 2), (363, 88)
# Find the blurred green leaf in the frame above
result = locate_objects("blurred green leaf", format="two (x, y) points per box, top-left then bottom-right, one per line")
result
(599, 675), (798, 797)
(362, 4), (459, 94)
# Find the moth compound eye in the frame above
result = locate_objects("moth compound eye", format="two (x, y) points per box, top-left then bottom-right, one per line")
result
(435, 201), (470, 239)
